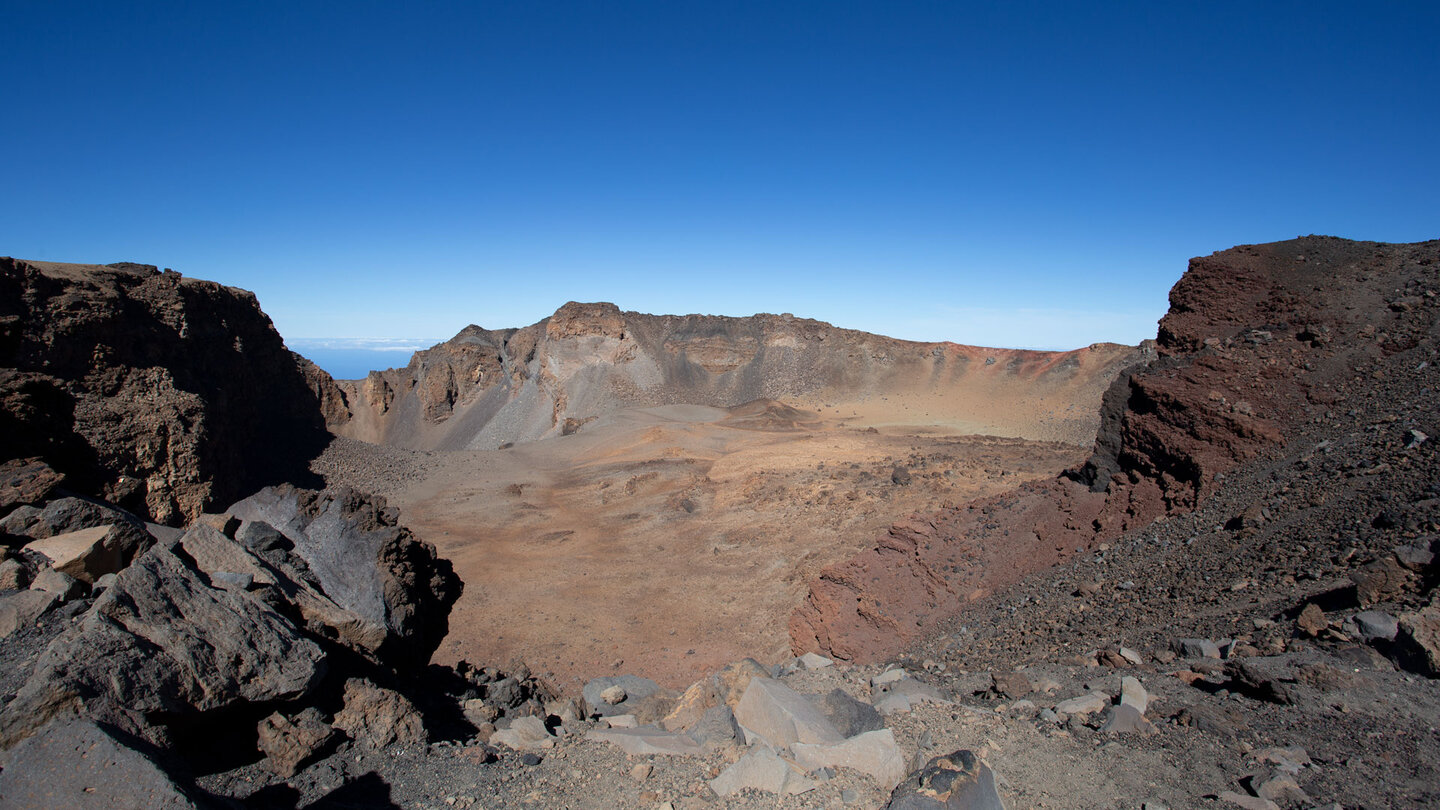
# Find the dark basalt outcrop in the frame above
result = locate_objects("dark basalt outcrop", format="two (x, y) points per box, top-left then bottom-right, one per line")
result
(792, 236), (1440, 662)
(0, 486), (461, 757)
(0, 258), (333, 525)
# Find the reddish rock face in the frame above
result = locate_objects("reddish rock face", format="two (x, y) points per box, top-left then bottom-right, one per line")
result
(0, 258), (333, 524)
(792, 236), (1440, 662)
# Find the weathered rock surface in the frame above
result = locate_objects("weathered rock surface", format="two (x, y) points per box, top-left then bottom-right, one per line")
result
(791, 727), (907, 790)
(0, 717), (205, 809)
(225, 484), (462, 667)
(709, 747), (817, 797)
(22, 524), (137, 583)
(0, 532), (328, 748)
(331, 678), (426, 750)
(0, 258), (332, 524)
(0, 589), (59, 639)
(733, 676), (843, 748)
(256, 707), (336, 777)
(0, 458), (63, 514)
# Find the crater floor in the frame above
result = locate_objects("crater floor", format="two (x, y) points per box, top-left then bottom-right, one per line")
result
(315, 400), (1090, 690)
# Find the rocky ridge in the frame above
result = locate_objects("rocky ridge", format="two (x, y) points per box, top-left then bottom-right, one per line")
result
(332, 302), (1141, 451)
(791, 236), (1439, 665)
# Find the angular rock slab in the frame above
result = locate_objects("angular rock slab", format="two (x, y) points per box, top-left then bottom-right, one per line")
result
(588, 725), (703, 756)
(1119, 676), (1148, 715)
(1054, 693), (1108, 718)
(23, 526), (125, 584)
(884, 749), (1006, 810)
(491, 716), (555, 752)
(226, 484), (462, 668)
(0, 538), (326, 748)
(792, 728), (907, 790)
(0, 718), (203, 809)
(0, 589), (59, 639)
(734, 677), (843, 748)
(709, 747), (816, 796)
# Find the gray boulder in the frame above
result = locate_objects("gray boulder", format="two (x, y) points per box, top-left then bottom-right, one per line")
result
(0, 536), (327, 748)
(2, 497), (153, 563)
(225, 485), (461, 668)
(582, 674), (663, 718)
(819, 688), (885, 737)
(734, 677), (843, 748)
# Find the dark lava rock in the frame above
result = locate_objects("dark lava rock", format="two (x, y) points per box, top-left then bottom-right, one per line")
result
(884, 749), (1005, 809)
(225, 484), (462, 668)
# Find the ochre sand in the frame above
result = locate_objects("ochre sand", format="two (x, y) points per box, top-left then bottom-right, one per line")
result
(393, 401), (1087, 690)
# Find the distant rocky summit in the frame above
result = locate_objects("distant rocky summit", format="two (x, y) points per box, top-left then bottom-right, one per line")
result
(330, 301), (1142, 451)
(0, 258), (337, 524)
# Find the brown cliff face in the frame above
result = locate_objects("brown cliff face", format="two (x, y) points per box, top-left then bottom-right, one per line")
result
(791, 236), (1440, 662)
(333, 301), (1144, 452)
(0, 258), (332, 524)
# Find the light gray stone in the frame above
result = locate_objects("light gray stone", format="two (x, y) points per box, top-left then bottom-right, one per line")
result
(29, 568), (86, 601)
(792, 728), (907, 790)
(710, 747), (816, 796)
(1054, 693), (1108, 717)
(1120, 676), (1148, 715)
(735, 677), (843, 748)
(1352, 610), (1399, 642)
(588, 725), (703, 756)
(1173, 638), (1221, 659)
(491, 715), (554, 751)
(1217, 791), (1278, 810)
(799, 652), (834, 669)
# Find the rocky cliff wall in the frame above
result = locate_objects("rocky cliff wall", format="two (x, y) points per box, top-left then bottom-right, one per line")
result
(0, 258), (333, 524)
(791, 236), (1440, 662)
(333, 301), (1143, 451)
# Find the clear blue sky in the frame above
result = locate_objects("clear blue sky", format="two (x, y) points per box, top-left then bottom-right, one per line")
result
(3, 1), (1437, 353)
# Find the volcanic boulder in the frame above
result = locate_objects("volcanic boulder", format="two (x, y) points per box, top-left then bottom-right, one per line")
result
(225, 484), (463, 668)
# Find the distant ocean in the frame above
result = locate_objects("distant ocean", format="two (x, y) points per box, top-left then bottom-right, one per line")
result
(287, 338), (440, 381)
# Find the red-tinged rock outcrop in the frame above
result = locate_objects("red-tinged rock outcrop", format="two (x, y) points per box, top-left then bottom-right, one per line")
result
(792, 236), (1440, 662)
(0, 258), (334, 524)
(333, 301), (1144, 451)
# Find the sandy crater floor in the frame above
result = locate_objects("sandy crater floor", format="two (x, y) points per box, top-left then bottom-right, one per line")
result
(355, 402), (1086, 690)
